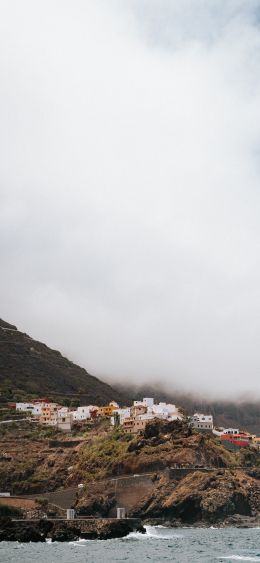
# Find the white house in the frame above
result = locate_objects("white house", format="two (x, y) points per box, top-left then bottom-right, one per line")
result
(57, 407), (69, 418)
(213, 427), (240, 437)
(133, 398), (154, 408)
(136, 413), (155, 422)
(143, 398), (154, 408)
(191, 413), (213, 431)
(16, 402), (34, 412)
(31, 403), (44, 416)
(151, 402), (182, 420)
(223, 428), (240, 435)
(111, 407), (131, 426)
(72, 406), (94, 421)
(132, 398), (182, 422)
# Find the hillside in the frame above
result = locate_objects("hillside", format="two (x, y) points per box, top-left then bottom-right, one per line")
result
(129, 469), (260, 525)
(0, 317), (259, 435)
(0, 417), (257, 495)
(0, 418), (259, 526)
(74, 420), (260, 526)
(0, 319), (125, 405)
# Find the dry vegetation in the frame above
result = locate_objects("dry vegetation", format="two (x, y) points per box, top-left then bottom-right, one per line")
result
(0, 417), (259, 502)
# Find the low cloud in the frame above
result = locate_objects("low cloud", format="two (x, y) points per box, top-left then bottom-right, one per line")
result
(1, 1), (260, 398)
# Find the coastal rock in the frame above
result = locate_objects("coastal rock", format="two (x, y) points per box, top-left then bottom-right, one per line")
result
(0, 517), (144, 542)
(129, 469), (260, 525)
(0, 518), (47, 542)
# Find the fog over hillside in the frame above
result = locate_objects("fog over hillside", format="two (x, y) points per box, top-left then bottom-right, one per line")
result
(1, 1), (260, 399)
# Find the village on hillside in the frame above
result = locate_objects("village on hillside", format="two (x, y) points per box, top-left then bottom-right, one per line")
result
(7, 397), (260, 452)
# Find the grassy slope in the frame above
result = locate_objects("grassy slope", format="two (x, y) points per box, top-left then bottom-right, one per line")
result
(73, 419), (245, 484)
(1, 418), (249, 495)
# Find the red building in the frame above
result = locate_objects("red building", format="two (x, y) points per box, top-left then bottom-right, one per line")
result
(221, 433), (250, 448)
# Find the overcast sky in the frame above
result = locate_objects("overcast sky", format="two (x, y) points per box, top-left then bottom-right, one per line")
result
(1, 1), (260, 399)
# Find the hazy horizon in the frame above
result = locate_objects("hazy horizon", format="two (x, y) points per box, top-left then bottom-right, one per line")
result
(1, 1), (260, 400)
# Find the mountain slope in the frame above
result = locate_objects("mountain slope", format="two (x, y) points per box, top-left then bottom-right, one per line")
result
(0, 319), (125, 405)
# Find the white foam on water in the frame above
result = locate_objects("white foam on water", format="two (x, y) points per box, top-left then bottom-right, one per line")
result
(122, 525), (183, 541)
(68, 539), (89, 546)
(220, 556), (260, 561)
(123, 531), (149, 540)
(144, 525), (183, 539)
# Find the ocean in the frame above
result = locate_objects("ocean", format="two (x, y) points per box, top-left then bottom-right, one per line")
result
(0, 526), (259, 563)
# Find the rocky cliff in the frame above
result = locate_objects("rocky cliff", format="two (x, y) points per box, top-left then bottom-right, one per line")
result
(129, 469), (260, 525)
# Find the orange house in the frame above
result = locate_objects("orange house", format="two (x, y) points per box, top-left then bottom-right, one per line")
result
(40, 403), (59, 425)
(122, 416), (148, 434)
(97, 402), (119, 417)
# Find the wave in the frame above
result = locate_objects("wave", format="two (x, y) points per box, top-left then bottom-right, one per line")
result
(220, 556), (260, 561)
(122, 525), (183, 541)
(123, 531), (149, 541)
(68, 541), (89, 547)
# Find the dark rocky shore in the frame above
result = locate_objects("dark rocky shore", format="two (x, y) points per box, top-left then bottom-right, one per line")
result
(128, 468), (260, 526)
(0, 518), (144, 542)
(144, 514), (260, 529)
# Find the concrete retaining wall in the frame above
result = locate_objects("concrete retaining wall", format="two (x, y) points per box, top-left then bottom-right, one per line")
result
(111, 474), (154, 515)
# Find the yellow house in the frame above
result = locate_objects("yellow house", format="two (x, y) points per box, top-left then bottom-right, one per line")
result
(97, 402), (119, 417)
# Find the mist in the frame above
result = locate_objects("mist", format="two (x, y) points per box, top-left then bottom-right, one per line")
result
(1, 1), (260, 399)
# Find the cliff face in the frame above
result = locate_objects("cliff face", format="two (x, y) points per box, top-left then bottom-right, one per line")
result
(0, 319), (125, 405)
(129, 469), (260, 525)
(75, 468), (260, 526)
(105, 419), (237, 475)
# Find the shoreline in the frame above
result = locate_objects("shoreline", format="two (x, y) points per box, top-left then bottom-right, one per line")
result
(143, 515), (260, 529)
(0, 517), (144, 542)
(0, 516), (259, 542)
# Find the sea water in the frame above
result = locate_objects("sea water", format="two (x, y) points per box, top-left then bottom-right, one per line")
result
(0, 526), (259, 563)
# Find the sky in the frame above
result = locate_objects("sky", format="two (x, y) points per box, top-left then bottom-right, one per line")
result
(1, 1), (260, 399)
